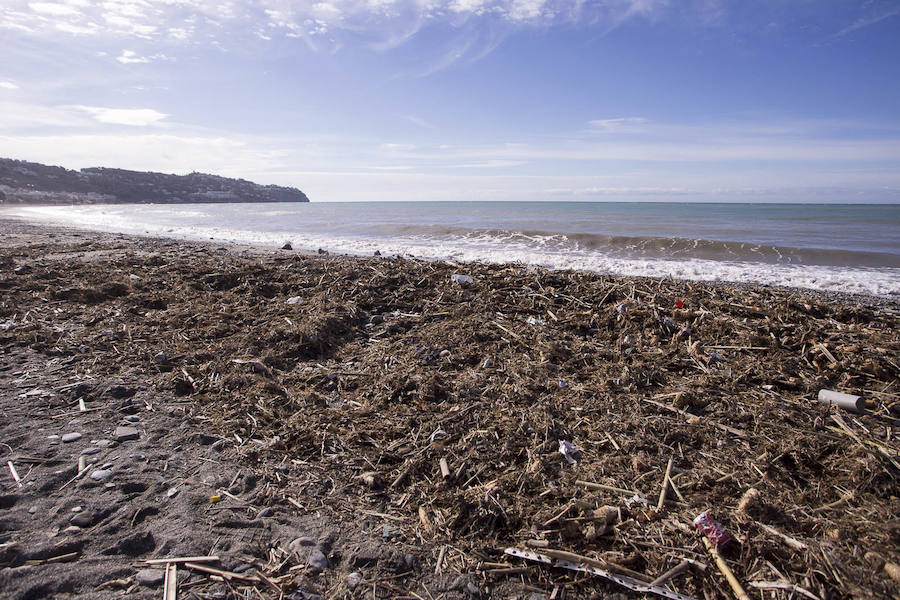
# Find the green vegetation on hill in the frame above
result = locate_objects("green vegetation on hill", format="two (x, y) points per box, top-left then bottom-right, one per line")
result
(0, 158), (309, 204)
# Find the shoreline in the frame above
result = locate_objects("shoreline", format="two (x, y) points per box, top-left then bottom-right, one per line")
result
(1, 218), (898, 599)
(2, 213), (897, 307)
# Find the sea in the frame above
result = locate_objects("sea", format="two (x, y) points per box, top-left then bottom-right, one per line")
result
(7, 201), (899, 297)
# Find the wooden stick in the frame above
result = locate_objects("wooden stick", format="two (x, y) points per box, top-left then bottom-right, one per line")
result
(434, 546), (446, 575)
(59, 465), (88, 491)
(418, 506), (434, 534)
(605, 431), (621, 451)
(45, 552), (79, 564)
(7, 461), (21, 487)
(361, 510), (405, 522)
(146, 555), (220, 565)
(640, 397), (747, 438)
(184, 562), (260, 582)
(24, 551), (80, 565)
(254, 569), (283, 594)
(668, 474), (687, 504)
(816, 343), (837, 365)
(756, 522), (807, 551)
(650, 560), (690, 586)
(748, 581), (821, 600)
(812, 491), (854, 513)
(542, 502), (575, 527)
(701, 536), (750, 600)
(484, 566), (531, 577)
(575, 480), (639, 496)
(656, 457), (673, 511)
(705, 345), (768, 351)
(492, 320), (522, 340)
(218, 489), (255, 507)
(163, 562), (177, 600)
(539, 548), (650, 583)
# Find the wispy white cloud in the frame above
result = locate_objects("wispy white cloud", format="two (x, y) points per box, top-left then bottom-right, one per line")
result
(3, 113), (899, 203)
(837, 6), (900, 36)
(0, 132), (288, 178)
(0, 81), (20, 90)
(6, 0), (885, 77)
(404, 115), (436, 129)
(3, 0), (672, 48)
(70, 105), (169, 126)
(588, 117), (648, 133)
(116, 49), (150, 63)
(28, 2), (81, 17)
(116, 48), (170, 63)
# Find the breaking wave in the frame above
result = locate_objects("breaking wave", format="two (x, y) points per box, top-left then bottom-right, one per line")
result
(6, 203), (899, 297)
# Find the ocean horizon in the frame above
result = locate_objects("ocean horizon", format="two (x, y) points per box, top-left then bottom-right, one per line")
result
(6, 200), (899, 297)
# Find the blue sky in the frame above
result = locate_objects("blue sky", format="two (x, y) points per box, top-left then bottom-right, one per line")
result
(1, 0), (899, 202)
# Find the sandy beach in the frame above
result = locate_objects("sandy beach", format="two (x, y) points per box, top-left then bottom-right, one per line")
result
(1, 217), (898, 599)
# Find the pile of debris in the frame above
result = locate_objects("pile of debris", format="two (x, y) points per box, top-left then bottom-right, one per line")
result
(1, 226), (898, 599)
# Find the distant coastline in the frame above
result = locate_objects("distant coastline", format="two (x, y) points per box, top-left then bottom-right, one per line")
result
(0, 158), (309, 205)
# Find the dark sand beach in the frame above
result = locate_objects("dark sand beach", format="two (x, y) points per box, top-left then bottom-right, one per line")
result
(1, 218), (898, 599)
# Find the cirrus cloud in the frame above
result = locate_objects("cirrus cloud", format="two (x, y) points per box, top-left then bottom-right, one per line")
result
(70, 106), (169, 126)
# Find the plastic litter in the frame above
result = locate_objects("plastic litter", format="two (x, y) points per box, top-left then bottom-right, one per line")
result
(817, 389), (865, 413)
(450, 274), (473, 285)
(558, 440), (579, 465)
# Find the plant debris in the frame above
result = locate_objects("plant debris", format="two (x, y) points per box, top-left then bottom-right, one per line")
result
(0, 220), (898, 599)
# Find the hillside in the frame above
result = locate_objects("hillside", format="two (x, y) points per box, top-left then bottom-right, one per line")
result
(0, 158), (309, 204)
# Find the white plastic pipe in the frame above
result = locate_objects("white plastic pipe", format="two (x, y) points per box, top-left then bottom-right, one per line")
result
(818, 389), (865, 413)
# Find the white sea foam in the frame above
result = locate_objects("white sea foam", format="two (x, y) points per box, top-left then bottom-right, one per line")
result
(7, 204), (899, 297)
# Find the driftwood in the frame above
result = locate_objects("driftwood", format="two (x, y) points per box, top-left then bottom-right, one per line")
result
(3, 227), (898, 599)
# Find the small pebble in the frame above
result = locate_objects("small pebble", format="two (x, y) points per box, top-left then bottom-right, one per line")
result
(346, 572), (363, 590)
(153, 352), (167, 364)
(124, 415), (140, 423)
(90, 469), (112, 482)
(71, 506), (82, 513)
(256, 507), (274, 519)
(63, 525), (82, 534)
(288, 537), (315, 553)
(70, 512), (95, 527)
(166, 487), (179, 498)
(94, 439), (113, 448)
(307, 548), (329, 573)
(114, 426), (140, 442)
(61, 432), (83, 443)
(136, 569), (165, 587)
(81, 447), (101, 455)
(28, 506), (37, 515)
